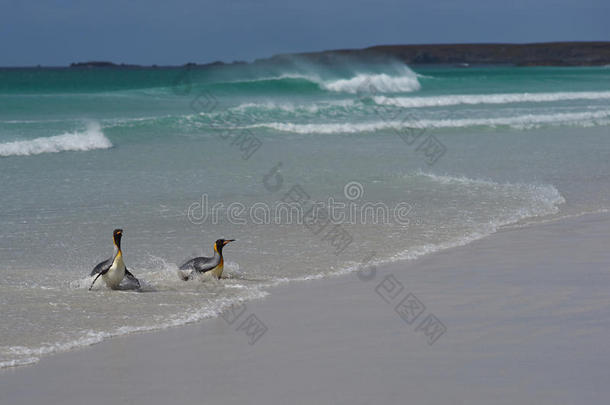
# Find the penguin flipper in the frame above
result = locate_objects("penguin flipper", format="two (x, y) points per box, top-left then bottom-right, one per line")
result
(91, 258), (111, 276)
(178, 257), (218, 281)
(124, 268), (141, 289)
(89, 258), (113, 290)
(186, 257), (216, 273)
(179, 258), (198, 271)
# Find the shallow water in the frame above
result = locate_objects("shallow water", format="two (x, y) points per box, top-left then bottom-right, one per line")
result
(1, 62), (609, 367)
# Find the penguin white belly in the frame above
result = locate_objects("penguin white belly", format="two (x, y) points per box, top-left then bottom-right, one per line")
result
(210, 263), (224, 279)
(103, 254), (126, 289)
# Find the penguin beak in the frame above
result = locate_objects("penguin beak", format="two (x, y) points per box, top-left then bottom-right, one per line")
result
(223, 239), (235, 245)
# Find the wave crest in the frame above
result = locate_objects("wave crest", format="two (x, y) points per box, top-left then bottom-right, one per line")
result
(247, 110), (610, 134)
(322, 71), (421, 94)
(200, 65), (421, 94)
(0, 122), (112, 157)
(374, 91), (610, 108)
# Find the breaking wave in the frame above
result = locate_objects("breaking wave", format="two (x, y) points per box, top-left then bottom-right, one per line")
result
(0, 122), (111, 157)
(373, 91), (610, 108)
(247, 110), (610, 134)
(207, 68), (421, 94)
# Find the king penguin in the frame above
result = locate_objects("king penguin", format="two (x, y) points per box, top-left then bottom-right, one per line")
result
(89, 229), (140, 290)
(178, 239), (235, 281)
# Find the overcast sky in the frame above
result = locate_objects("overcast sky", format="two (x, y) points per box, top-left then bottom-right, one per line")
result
(0, 0), (608, 66)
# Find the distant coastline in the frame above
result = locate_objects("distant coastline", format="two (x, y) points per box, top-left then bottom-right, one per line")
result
(291, 42), (610, 67)
(4, 42), (610, 69)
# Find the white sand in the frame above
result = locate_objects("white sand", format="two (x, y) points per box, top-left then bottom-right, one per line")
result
(1, 213), (610, 404)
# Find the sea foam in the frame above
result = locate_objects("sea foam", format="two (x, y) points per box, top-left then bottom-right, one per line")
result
(213, 67), (421, 94)
(249, 110), (610, 134)
(374, 91), (610, 108)
(322, 71), (421, 94)
(0, 122), (112, 157)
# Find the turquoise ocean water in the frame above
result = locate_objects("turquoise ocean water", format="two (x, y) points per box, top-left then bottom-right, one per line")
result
(1, 60), (610, 367)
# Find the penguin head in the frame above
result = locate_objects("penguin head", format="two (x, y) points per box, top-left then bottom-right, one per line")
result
(214, 238), (235, 253)
(113, 229), (123, 249)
